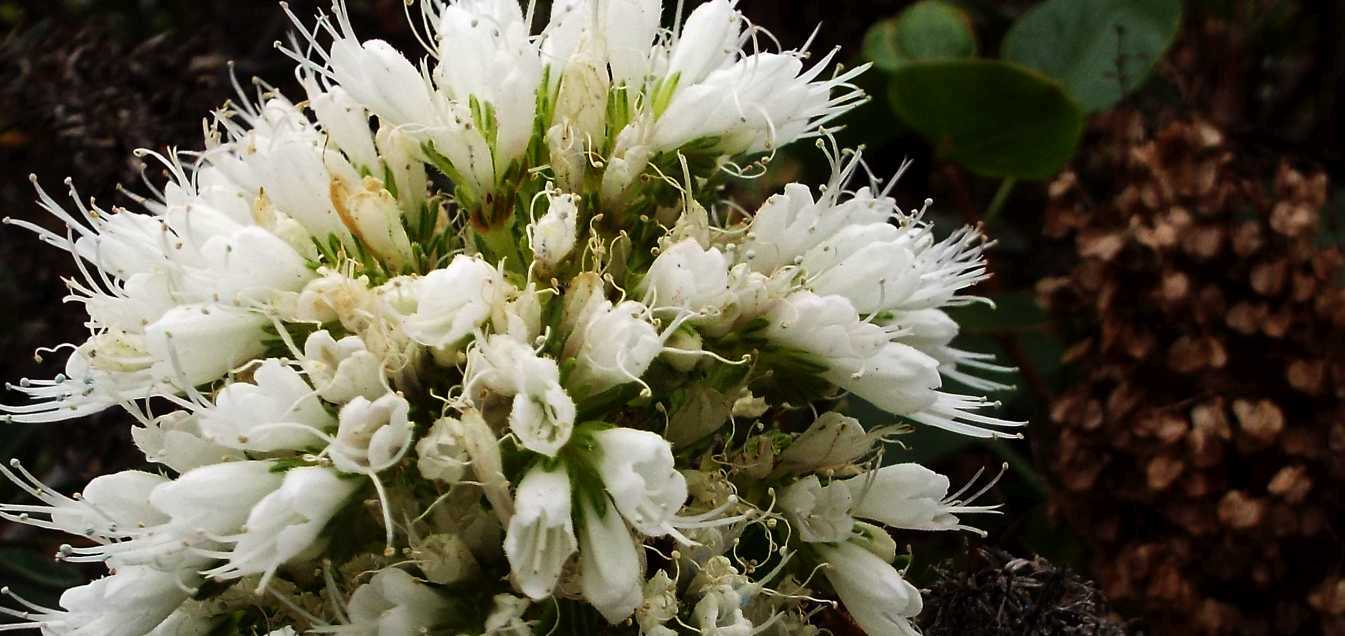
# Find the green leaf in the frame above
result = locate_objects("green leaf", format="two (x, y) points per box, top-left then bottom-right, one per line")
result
(887, 59), (1085, 179)
(863, 1), (978, 71)
(1002, 0), (1183, 112)
(0, 548), (84, 589)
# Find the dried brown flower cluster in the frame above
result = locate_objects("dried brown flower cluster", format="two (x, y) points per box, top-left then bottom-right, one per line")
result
(920, 547), (1128, 636)
(1038, 112), (1345, 635)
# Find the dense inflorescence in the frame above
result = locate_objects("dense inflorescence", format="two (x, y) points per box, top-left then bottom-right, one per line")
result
(1040, 112), (1345, 635)
(0, 1), (1020, 634)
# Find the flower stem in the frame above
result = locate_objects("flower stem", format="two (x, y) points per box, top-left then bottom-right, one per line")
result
(983, 177), (1018, 226)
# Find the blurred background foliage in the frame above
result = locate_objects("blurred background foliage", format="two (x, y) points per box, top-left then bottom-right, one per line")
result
(1, 0), (1342, 633)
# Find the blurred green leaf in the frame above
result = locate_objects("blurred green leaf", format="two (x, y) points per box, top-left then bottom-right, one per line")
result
(1002, 0), (1183, 112)
(864, 1), (978, 71)
(0, 547), (84, 589)
(887, 59), (1084, 179)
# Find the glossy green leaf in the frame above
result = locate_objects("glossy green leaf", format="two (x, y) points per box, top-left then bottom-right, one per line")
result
(887, 59), (1085, 179)
(863, 0), (977, 71)
(1002, 0), (1183, 112)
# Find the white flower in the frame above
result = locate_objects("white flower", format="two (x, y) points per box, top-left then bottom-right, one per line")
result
(637, 570), (679, 635)
(764, 291), (887, 373)
(404, 255), (512, 349)
(665, 0), (741, 85)
(504, 465), (578, 600)
(654, 51), (866, 155)
(8, 565), (198, 636)
(800, 223), (919, 314)
(829, 341), (943, 417)
(304, 81), (379, 175)
(132, 411), (245, 474)
(740, 162), (895, 275)
(204, 466), (360, 590)
(592, 428), (688, 537)
(842, 463), (1001, 534)
(374, 124), (429, 220)
(885, 308), (1015, 393)
(780, 475), (854, 543)
(640, 238), (733, 316)
(483, 594), (532, 636)
(302, 330), (388, 404)
(0, 466), (169, 540)
(344, 568), (453, 635)
(577, 495), (643, 625)
(149, 460), (284, 536)
(434, 0), (542, 182)
(415, 417), (471, 483)
(331, 392), (415, 474)
(326, 25), (438, 126)
(199, 359), (333, 452)
(816, 540), (922, 636)
(530, 191), (580, 269)
(467, 334), (576, 457)
(143, 304), (269, 388)
(565, 300), (662, 396)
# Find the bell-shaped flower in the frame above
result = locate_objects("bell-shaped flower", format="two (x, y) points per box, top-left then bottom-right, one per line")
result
(800, 223), (919, 314)
(884, 308), (1016, 394)
(577, 496), (644, 625)
(404, 255), (512, 350)
(504, 465), (578, 600)
(780, 475), (855, 543)
(653, 51), (866, 155)
(132, 411), (245, 474)
(302, 330), (387, 404)
(203, 466), (361, 590)
(343, 567), (454, 635)
(530, 191), (580, 269)
(149, 460), (284, 536)
(415, 417), (471, 484)
(740, 156), (895, 274)
(434, 0), (542, 183)
(640, 238), (733, 317)
(305, 80), (379, 174)
(763, 291), (887, 373)
(143, 304), (268, 388)
(565, 300), (662, 396)
(591, 428), (688, 537)
(331, 392), (415, 474)
(816, 539), (922, 636)
(665, 0), (741, 86)
(0, 466), (169, 540)
(467, 335), (576, 457)
(841, 463), (1002, 534)
(199, 359), (333, 452)
(825, 341), (943, 417)
(326, 21), (438, 126)
(4, 565), (198, 636)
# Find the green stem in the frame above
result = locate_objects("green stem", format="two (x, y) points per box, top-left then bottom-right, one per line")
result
(982, 177), (1018, 226)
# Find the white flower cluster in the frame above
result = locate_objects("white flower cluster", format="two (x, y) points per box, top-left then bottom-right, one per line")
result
(0, 1), (1020, 634)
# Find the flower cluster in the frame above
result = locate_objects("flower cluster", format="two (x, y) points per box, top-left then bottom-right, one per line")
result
(1, 1), (1019, 634)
